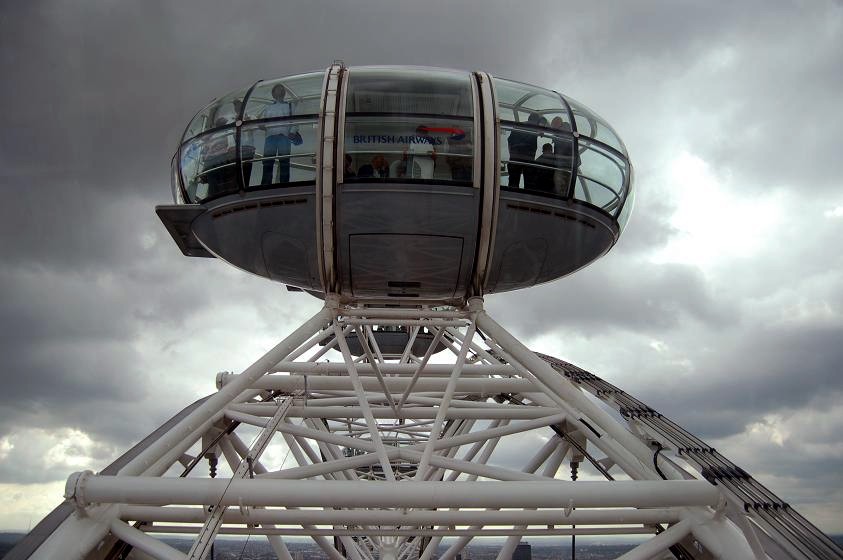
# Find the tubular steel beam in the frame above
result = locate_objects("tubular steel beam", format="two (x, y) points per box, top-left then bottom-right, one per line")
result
(69, 476), (721, 509)
(120, 505), (684, 526)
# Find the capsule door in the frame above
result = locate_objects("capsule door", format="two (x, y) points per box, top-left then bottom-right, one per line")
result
(334, 67), (481, 302)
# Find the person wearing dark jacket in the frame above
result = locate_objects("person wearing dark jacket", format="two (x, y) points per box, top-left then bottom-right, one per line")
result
(525, 143), (556, 192)
(507, 112), (542, 188)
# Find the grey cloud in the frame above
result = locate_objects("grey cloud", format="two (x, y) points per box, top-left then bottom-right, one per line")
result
(628, 321), (843, 440)
(488, 257), (735, 339)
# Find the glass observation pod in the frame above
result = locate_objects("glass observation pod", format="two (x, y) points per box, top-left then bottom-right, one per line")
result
(158, 64), (634, 304)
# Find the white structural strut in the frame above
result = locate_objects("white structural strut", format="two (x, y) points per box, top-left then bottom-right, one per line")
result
(21, 297), (837, 560)
(119, 505), (684, 526)
(69, 476), (721, 509)
(188, 396), (295, 560)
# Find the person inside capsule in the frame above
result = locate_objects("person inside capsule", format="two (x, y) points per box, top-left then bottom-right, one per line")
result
(260, 84), (302, 185)
(507, 112), (542, 188)
(525, 143), (557, 193)
(357, 154), (390, 178)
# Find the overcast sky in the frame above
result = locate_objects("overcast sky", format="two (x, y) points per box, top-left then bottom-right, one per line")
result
(1, 0), (842, 537)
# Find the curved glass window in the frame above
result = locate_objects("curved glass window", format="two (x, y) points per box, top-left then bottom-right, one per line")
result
(617, 173), (635, 232)
(564, 95), (626, 155)
(182, 88), (248, 142)
(346, 68), (473, 116)
(493, 78), (572, 129)
(575, 140), (628, 214)
(170, 152), (184, 204)
(344, 68), (474, 184)
(500, 125), (574, 195)
(495, 78), (575, 196)
(345, 116), (473, 182)
(243, 72), (324, 121)
(240, 118), (319, 187)
(180, 128), (238, 203)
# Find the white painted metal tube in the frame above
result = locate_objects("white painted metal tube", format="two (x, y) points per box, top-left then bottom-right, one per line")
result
(399, 325), (421, 363)
(686, 509), (757, 560)
(120, 505), (683, 526)
(339, 318), (467, 327)
(353, 326), (398, 414)
(415, 319), (475, 479)
(229, 431), (349, 560)
(614, 518), (694, 560)
(109, 519), (187, 560)
(233, 405), (560, 420)
(119, 306), (333, 476)
(301, 324), (352, 363)
(247, 420), (549, 482)
(399, 451), (564, 482)
(475, 310), (656, 478)
(71, 476), (720, 509)
(340, 308), (469, 319)
(30, 504), (121, 560)
(433, 413), (567, 451)
(143, 526), (656, 537)
(333, 322), (396, 481)
(263, 363), (517, 376)
(398, 327), (446, 410)
(143, 415), (219, 477)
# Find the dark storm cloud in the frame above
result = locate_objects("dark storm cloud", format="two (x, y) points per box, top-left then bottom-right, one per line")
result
(639, 320), (843, 438)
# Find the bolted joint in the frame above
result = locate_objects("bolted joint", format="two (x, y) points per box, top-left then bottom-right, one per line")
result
(215, 371), (231, 390)
(65, 470), (94, 511)
(467, 296), (484, 313)
(324, 293), (342, 310)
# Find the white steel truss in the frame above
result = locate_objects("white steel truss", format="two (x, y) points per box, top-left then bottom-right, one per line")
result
(18, 297), (842, 560)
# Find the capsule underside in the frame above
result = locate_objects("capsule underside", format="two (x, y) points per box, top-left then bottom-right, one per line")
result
(158, 65), (633, 304)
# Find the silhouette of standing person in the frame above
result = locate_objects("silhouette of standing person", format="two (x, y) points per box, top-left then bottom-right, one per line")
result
(261, 84), (300, 185)
(525, 143), (557, 192)
(550, 117), (575, 194)
(507, 112), (541, 188)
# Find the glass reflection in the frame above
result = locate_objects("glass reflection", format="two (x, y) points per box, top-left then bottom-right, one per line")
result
(500, 125), (574, 195)
(344, 117), (473, 183)
(243, 73), (324, 121)
(171, 153), (184, 204)
(172, 69), (634, 230)
(183, 88), (248, 141)
(575, 140), (627, 214)
(574, 177), (622, 213)
(180, 129), (239, 203)
(240, 119), (318, 187)
(563, 95), (627, 155)
(617, 176), (635, 231)
(493, 78), (572, 129)
(346, 68), (473, 117)
(578, 141), (625, 192)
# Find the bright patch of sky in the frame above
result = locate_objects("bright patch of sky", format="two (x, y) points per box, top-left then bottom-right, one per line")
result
(0, 437), (12, 461)
(0, 482), (66, 532)
(825, 205), (843, 218)
(652, 152), (784, 269)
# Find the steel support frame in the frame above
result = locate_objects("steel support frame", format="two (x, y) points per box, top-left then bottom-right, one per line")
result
(42, 297), (766, 560)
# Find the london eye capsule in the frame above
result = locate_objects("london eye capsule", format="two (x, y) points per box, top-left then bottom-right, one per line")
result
(157, 64), (634, 304)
